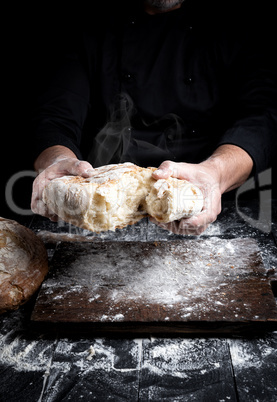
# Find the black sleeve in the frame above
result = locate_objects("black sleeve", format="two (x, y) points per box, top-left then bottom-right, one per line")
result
(32, 43), (90, 161)
(217, 16), (277, 174)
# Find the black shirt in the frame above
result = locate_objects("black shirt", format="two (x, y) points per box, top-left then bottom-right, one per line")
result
(33, 0), (277, 171)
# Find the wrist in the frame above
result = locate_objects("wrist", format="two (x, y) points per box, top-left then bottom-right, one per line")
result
(200, 144), (253, 194)
(199, 157), (224, 193)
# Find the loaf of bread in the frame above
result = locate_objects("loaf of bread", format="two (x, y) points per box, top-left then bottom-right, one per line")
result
(0, 217), (49, 314)
(42, 162), (203, 232)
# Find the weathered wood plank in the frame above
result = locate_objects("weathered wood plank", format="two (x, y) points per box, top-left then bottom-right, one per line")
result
(139, 338), (237, 401)
(228, 334), (277, 402)
(0, 307), (55, 402)
(41, 338), (141, 401)
(0, 365), (46, 402)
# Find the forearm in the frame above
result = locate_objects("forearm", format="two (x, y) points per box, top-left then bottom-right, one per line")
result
(200, 144), (253, 194)
(34, 146), (78, 173)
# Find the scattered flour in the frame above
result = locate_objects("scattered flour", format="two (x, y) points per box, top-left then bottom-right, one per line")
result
(36, 237), (268, 322)
(228, 337), (277, 370)
(0, 330), (53, 372)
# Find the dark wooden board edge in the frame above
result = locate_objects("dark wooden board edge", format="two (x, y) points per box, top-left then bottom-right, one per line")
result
(29, 318), (277, 338)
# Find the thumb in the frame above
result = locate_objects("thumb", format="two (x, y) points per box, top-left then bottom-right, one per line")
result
(152, 160), (176, 179)
(65, 160), (94, 177)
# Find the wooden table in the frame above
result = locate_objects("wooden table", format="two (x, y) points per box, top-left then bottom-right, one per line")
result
(1, 200), (277, 401)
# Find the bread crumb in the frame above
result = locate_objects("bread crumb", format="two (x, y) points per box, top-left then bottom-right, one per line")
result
(86, 346), (96, 361)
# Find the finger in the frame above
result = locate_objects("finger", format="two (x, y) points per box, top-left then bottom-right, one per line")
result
(167, 185), (221, 235)
(31, 174), (49, 208)
(31, 173), (58, 218)
(57, 159), (94, 177)
(149, 218), (179, 233)
(178, 194), (221, 230)
(31, 199), (58, 220)
(72, 160), (94, 177)
(152, 160), (176, 179)
(49, 214), (59, 222)
(175, 222), (209, 235)
(152, 161), (201, 184)
(179, 214), (213, 233)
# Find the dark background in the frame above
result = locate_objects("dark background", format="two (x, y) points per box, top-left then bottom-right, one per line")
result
(2, 3), (277, 222)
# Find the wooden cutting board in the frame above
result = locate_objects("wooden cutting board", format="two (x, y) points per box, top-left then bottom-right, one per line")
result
(31, 238), (277, 334)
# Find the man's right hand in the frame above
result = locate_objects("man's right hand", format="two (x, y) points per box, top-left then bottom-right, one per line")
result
(31, 150), (94, 220)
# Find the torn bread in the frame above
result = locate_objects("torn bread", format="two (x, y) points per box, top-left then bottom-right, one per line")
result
(0, 217), (48, 314)
(42, 162), (203, 232)
(43, 163), (154, 232)
(145, 176), (203, 223)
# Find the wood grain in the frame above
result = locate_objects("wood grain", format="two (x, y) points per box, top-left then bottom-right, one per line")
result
(31, 238), (277, 334)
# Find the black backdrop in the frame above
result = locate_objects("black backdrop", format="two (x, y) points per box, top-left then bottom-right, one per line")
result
(2, 2), (277, 222)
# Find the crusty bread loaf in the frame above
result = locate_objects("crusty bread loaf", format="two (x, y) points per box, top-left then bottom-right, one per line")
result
(43, 163), (154, 232)
(42, 162), (203, 232)
(0, 217), (48, 314)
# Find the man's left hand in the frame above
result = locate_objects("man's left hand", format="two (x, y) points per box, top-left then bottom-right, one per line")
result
(150, 160), (222, 235)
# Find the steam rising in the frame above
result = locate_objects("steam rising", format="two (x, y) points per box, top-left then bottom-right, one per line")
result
(88, 94), (133, 168)
(88, 93), (184, 168)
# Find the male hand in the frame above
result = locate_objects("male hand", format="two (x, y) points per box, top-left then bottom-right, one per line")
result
(31, 157), (94, 220)
(151, 160), (222, 235)
(151, 144), (254, 235)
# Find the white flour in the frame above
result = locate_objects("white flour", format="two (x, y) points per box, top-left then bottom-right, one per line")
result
(228, 337), (277, 370)
(37, 237), (266, 323)
(0, 331), (52, 372)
